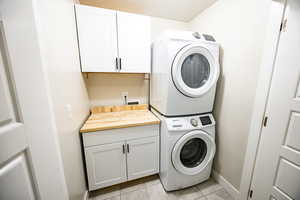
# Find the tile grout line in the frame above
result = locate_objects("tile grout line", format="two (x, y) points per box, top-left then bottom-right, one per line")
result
(90, 177), (233, 200)
(202, 187), (225, 197)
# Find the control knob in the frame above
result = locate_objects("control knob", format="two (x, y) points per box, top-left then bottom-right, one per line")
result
(190, 118), (198, 127)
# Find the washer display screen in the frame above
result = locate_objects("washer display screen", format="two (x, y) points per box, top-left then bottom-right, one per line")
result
(200, 116), (212, 126)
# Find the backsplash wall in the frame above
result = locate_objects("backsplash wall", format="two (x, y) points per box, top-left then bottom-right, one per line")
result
(85, 73), (149, 107)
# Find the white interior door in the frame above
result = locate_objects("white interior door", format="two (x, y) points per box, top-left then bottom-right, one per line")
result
(0, 0), (68, 199)
(251, 0), (300, 199)
(117, 11), (151, 73)
(75, 5), (118, 72)
(0, 23), (37, 200)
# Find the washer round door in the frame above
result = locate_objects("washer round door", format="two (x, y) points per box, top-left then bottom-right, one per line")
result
(172, 130), (216, 175)
(171, 44), (219, 98)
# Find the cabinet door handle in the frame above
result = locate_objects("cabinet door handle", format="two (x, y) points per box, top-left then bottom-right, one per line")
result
(127, 144), (129, 153)
(115, 57), (119, 71)
(122, 144), (125, 154)
(119, 58), (122, 71)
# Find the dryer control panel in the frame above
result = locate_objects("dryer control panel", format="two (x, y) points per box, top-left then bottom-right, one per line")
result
(165, 113), (215, 131)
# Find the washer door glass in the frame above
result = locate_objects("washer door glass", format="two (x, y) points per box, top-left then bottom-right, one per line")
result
(181, 54), (210, 89)
(180, 138), (207, 168)
(172, 44), (219, 98)
(172, 130), (216, 175)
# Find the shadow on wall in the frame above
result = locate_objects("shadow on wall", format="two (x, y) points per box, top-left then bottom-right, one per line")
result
(213, 46), (225, 170)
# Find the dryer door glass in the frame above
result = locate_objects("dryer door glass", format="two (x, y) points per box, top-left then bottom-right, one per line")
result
(172, 44), (219, 98)
(181, 54), (210, 89)
(180, 138), (207, 168)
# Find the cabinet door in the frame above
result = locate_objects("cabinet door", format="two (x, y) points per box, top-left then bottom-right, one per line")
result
(75, 5), (118, 72)
(117, 11), (151, 73)
(126, 136), (159, 181)
(85, 142), (127, 191)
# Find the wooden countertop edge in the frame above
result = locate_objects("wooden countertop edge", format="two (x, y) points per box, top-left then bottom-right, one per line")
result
(80, 120), (160, 133)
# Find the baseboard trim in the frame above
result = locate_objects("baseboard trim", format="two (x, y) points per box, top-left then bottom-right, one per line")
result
(82, 190), (88, 200)
(212, 170), (240, 200)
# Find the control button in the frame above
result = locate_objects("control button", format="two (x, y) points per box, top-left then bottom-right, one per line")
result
(190, 118), (198, 127)
(192, 32), (201, 39)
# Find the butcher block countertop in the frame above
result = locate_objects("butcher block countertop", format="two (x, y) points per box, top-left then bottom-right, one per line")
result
(80, 104), (160, 133)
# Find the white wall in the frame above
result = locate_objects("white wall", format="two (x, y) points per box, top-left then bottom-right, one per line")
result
(34, 0), (90, 199)
(150, 17), (189, 40)
(85, 17), (188, 107)
(188, 0), (271, 189)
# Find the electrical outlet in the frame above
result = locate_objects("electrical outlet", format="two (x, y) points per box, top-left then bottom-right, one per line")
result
(121, 92), (128, 105)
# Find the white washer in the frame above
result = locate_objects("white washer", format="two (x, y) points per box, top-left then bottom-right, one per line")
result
(150, 31), (220, 116)
(153, 110), (216, 191)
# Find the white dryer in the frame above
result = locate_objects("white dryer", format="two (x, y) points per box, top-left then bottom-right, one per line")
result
(150, 31), (220, 116)
(152, 110), (216, 191)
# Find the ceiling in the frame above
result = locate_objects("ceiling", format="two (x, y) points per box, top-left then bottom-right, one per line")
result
(79, 0), (217, 22)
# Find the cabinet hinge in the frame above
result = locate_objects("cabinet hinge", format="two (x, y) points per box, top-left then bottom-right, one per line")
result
(263, 116), (268, 127)
(249, 189), (253, 198)
(280, 18), (287, 32)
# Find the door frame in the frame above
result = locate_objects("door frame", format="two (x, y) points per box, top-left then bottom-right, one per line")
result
(239, 0), (287, 199)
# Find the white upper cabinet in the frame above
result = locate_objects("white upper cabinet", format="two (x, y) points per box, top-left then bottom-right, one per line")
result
(75, 5), (118, 72)
(75, 5), (151, 73)
(117, 11), (151, 73)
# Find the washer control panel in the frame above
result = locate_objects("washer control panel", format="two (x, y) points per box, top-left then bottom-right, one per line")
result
(166, 114), (215, 131)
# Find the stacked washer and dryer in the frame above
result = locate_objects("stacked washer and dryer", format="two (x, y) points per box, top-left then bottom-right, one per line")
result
(150, 31), (220, 191)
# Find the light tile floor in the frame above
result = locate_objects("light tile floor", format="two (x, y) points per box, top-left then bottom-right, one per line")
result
(88, 175), (234, 200)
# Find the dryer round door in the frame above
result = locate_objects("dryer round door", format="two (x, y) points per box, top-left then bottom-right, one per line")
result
(171, 44), (219, 98)
(172, 130), (216, 175)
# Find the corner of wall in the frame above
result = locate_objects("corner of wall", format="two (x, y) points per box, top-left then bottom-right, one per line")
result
(212, 170), (240, 199)
(33, 0), (90, 199)
(187, 0), (272, 191)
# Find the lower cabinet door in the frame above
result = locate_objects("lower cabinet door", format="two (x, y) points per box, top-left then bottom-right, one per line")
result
(126, 136), (159, 181)
(85, 142), (127, 190)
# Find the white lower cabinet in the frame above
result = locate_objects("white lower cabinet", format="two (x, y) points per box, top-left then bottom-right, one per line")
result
(83, 125), (159, 191)
(127, 137), (159, 181)
(85, 142), (127, 190)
